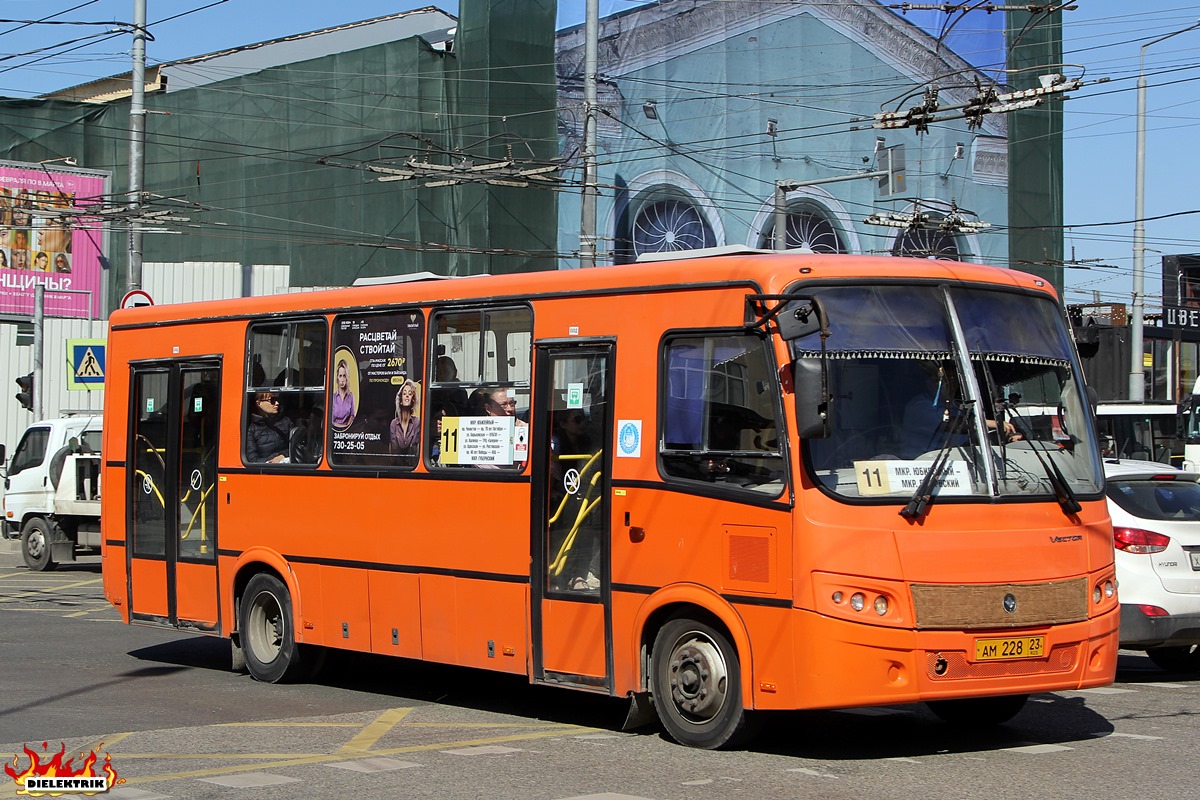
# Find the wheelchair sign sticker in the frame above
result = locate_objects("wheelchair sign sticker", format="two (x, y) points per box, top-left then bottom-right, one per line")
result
(617, 420), (641, 458)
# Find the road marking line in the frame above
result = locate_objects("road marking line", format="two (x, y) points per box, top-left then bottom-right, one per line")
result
(216, 722), (362, 728)
(404, 722), (562, 728)
(337, 707), (413, 754)
(111, 753), (332, 760)
(83, 732), (134, 753)
(1089, 731), (1164, 741)
(0, 577), (103, 601)
(118, 726), (594, 786)
(1003, 743), (1073, 754)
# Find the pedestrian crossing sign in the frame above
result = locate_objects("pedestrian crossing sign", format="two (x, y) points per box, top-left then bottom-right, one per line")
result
(67, 338), (106, 391)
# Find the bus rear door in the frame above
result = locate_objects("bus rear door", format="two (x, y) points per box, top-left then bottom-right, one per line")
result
(127, 362), (221, 631)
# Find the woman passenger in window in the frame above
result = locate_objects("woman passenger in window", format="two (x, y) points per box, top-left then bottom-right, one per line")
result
(331, 358), (355, 429)
(246, 392), (294, 463)
(389, 379), (420, 457)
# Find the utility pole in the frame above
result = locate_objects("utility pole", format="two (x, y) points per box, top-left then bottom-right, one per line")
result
(127, 0), (147, 291)
(578, 0), (599, 268)
(33, 284), (44, 421)
(1130, 20), (1200, 402)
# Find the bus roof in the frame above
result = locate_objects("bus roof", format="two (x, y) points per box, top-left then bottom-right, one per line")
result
(109, 253), (1056, 328)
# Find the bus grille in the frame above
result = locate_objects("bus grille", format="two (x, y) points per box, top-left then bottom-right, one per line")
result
(925, 645), (1079, 680)
(910, 578), (1088, 629)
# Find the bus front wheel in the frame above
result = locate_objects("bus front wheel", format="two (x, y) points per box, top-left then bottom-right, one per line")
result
(650, 617), (757, 749)
(240, 573), (303, 683)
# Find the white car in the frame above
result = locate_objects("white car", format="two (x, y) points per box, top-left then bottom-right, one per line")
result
(1105, 459), (1200, 672)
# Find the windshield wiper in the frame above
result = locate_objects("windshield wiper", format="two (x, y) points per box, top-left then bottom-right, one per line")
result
(1002, 402), (1082, 515)
(900, 401), (972, 521)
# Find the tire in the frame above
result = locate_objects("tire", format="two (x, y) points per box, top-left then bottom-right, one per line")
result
(927, 694), (1028, 726)
(239, 573), (304, 683)
(650, 617), (758, 749)
(21, 518), (59, 572)
(1146, 645), (1200, 673)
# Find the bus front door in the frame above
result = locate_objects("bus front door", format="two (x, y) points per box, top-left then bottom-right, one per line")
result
(532, 344), (614, 690)
(127, 363), (222, 632)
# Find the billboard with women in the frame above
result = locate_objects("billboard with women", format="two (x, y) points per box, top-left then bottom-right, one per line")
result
(0, 161), (108, 319)
(328, 308), (426, 468)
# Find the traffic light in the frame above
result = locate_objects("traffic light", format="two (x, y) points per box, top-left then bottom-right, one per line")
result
(14, 373), (33, 413)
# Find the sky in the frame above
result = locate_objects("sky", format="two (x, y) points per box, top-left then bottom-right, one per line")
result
(2, 1), (1198, 312)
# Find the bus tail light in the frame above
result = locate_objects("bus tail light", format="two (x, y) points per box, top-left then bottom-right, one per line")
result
(1114, 527), (1170, 554)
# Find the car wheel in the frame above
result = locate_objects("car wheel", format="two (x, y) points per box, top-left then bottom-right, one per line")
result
(21, 517), (59, 572)
(1146, 645), (1200, 673)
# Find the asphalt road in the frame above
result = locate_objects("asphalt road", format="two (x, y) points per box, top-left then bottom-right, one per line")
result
(2, 546), (1199, 800)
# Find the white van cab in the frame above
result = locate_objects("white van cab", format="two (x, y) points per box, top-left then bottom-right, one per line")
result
(1, 415), (102, 570)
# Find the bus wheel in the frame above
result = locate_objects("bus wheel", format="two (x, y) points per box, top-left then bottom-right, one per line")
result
(21, 518), (58, 572)
(927, 694), (1028, 726)
(1146, 645), (1200, 673)
(240, 573), (303, 683)
(650, 618), (756, 749)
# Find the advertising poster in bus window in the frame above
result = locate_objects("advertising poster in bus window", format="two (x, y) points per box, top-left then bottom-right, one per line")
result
(329, 310), (425, 468)
(0, 161), (108, 319)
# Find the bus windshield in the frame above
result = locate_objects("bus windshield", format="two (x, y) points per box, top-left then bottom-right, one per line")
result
(795, 284), (1102, 504)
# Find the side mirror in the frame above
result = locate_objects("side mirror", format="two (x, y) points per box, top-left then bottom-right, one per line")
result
(793, 358), (830, 439)
(777, 298), (828, 341)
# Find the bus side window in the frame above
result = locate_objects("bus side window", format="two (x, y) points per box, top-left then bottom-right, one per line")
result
(245, 318), (328, 466)
(660, 333), (785, 492)
(429, 306), (532, 469)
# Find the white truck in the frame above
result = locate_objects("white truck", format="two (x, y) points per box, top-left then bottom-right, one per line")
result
(1, 415), (102, 571)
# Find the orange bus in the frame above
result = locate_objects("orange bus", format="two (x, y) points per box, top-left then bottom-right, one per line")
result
(101, 250), (1118, 748)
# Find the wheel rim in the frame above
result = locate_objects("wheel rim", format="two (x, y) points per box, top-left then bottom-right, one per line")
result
(246, 590), (284, 664)
(667, 631), (729, 725)
(26, 529), (46, 559)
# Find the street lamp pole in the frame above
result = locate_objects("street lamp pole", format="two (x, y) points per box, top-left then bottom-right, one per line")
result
(1130, 20), (1200, 401)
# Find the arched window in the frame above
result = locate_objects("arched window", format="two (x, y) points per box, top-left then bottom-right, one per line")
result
(631, 198), (716, 259)
(760, 203), (847, 253)
(892, 221), (962, 260)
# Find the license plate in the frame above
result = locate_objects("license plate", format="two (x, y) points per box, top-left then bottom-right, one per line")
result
(1191, 551), (1200, 570)
(974, 636), (1045, 661)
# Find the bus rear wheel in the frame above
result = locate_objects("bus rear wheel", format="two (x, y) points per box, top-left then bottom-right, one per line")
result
(21, 518), (58, 572)
(240, 573), (303, 683)
(927, 694), (1028, 726)
(650, 617), (757, 749)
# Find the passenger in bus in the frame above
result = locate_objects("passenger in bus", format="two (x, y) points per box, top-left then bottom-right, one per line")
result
(483, 388), (526, 425)
(331, 358), (355, 429)
(434, 355), (469, 412)
(246, 392), (294, 463)
(388, 380), (420, 457)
